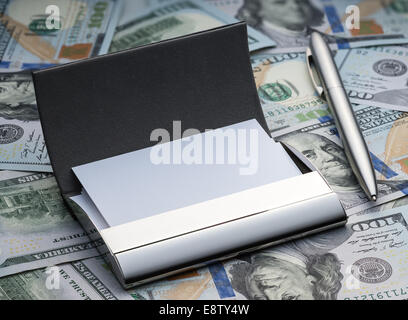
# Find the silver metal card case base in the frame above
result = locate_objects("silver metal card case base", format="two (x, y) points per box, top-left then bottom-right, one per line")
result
(66, 171), (346, 289)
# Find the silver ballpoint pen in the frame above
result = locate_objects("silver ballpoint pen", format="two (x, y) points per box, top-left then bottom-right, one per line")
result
(306, 32), (378, 201)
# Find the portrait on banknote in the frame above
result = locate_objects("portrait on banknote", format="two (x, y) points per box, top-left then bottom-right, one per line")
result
(279, 131), (358, 191)
(277, 128), (408, 211)
(226, 226), (353, 300)
(0, 73), (38, 122)
(236, 0), (326, 47)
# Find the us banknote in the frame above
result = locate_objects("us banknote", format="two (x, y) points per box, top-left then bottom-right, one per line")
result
(251, 52), (331, 132)
(222, 205), (408, 300)
(203, 0), (408, 50)
(0, 172), (101, 278)
(272, 104), (408, 214)
(0, 254), (229, 300)
(0, 0), (122, 71)
(252, 46), (408, 129)
(0, 72), (52, 172)
(0, 256), (134, 300)
(335, 45), (408, 112)
(108, 0), (275, 53)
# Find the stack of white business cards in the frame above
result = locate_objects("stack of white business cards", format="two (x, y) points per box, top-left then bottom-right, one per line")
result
(72, 119), (300, 227)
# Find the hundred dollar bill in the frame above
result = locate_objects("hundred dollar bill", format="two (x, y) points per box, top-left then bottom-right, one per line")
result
(222, 205), (408, 300)
(271, 104), (408, 214)
(251, 52), (330, 132)
(0, 172), (101, 278)
(0, 255), (230, 300)
(108, 0), (275, 53)
(335, 45), (408, 112)
(0, 256), (134, 300)
(0, 0), (122, 71)
(0, 72), (51, 171)
(203, 0), (408, 50)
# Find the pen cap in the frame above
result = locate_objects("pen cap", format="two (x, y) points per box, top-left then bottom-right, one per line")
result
(309, 32), (342, 90)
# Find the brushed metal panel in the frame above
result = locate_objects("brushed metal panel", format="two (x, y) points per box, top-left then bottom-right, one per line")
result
(114, 191), (345, 286)
(101, 172), (332, 253)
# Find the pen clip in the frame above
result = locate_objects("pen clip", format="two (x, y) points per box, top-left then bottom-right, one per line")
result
(305, 47), (324, 98)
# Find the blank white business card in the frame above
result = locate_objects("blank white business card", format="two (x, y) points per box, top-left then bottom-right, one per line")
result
(73, 119), (300, 227)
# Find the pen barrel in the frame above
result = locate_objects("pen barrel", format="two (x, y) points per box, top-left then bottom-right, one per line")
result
(325, 86), (378, 198)
(309, 32), (377, 199)
(309, 32), (342, 90)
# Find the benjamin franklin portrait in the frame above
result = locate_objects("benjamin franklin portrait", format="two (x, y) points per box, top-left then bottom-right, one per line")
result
(0, 72), (39, 122)
(226, 225), (353, 300)
(236, 0), (327, 47)
(278, 131), (408, 208)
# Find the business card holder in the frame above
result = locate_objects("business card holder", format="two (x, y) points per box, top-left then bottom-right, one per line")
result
(32, 23), (347, 288)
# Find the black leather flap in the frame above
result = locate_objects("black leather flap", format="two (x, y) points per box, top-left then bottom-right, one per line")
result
(32, 22), (268, 195)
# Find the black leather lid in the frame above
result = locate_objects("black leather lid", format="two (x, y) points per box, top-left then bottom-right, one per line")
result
(32, 22), (268, 195)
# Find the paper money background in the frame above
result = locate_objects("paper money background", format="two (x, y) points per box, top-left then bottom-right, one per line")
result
(1, 0), (408, 300)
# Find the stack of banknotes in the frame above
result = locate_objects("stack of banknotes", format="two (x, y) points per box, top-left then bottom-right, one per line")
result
(2, 0), (408, 300)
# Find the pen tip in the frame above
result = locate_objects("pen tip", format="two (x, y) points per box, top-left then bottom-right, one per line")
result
(371, 195), (377, 202)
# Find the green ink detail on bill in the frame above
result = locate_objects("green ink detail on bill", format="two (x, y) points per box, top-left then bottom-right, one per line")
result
(390, 0), (408, 13)
(28, 19), (58, 35)
(258, 83), (292, 102)
(0, 184), (68, 221)
(111, 16), (184, 51)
